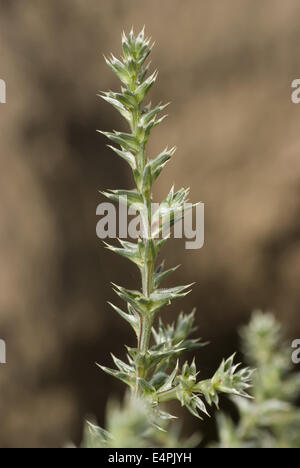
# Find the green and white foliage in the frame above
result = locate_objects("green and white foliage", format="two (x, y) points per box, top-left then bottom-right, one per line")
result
(215, 311), (300, 448)
(81, 394), (201, 449)
(85, 28), (253, 447)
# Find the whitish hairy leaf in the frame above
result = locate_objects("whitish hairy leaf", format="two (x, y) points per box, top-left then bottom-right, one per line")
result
(97, 363), (135, 388)
(106, 145), (136, 170)
(108, 302), (140, 336)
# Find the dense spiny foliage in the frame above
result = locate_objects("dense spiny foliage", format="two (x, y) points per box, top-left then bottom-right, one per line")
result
(83, 28), (253, 447)
(215, 312), (300, 448)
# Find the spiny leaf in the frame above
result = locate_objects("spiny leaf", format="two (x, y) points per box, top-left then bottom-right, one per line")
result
(97, 363), (134, 388)
(158, 361), (179, 393)
(134, 70), (158, 103)
(149, 146), (176, 183)
(98, 93), (131, 122)
(108, 302), (140, 336)
(150, 284), (194, 302)
(153, 264), (180, 288)
(105, 90), (137, 110)
(104, 54), (131, 85)
(137, 378), (156, 396)
(99, 131), (140, 153)
(101, 189), (145, 212)
(104, 241), (143, 267)
(111, 354), (135, 374)
(143, 345), (186, 372)
(112, 283), (193, 317)
(141, 103), (169, 127)
(106, 145), (136, 169)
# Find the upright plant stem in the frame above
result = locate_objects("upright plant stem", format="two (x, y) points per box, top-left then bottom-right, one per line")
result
(99, 28), (253, 418)
(128, 79), (154, 390)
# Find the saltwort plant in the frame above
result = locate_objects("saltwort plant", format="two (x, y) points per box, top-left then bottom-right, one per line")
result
(84, 28), (253, 447)
(215, 312), (300, 448)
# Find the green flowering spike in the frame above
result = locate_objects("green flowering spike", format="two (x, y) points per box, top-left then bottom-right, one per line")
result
(94, 28), (252, 445)
(82, 394), (201, 448)
(151, 312), (206, 374)
(210, 354), (254, 398)
(241, 311), (285, 368)
(215, 312), (300, 448)
(173, 360), (209, 419)
(193, 355), (253, 410)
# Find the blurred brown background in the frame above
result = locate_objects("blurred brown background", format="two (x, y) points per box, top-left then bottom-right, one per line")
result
(0, 0), (300, 448)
